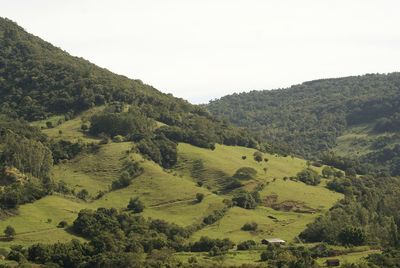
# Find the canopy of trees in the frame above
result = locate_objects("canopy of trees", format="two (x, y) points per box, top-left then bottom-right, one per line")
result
(0, 18), (261, 155)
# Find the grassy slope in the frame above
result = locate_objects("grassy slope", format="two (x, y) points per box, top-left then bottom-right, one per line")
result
(177, 143), (342, 243)
(0, 113), (345, 265)
(333, 123), (400, 158)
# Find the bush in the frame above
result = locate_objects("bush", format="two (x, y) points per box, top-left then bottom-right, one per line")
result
(224, 179), (243, 190)
(57, 220), (68, 228)
(190, 236), (235, 252)
(137, 135), (177, 168)
(296, 168), (321, 185)
(241, 222), (258, 231)
(322, 166), (336, 178)
(237, 240), (256, 250)
(127, 197), (144, 213)
(81, 123), (89, 131)
(203, 209), (226, 225)
(232, 191), (260, 209)
(112, 171), (132, 190)
(253, 151), (263, 162)
(76, 189), (89, 200)
(233, 167), (257, 180)
(4, 225), (16, 238)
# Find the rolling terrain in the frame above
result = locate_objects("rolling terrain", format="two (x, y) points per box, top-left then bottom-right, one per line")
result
(0, 17), (393, 267)
(0, 109), (346, 266)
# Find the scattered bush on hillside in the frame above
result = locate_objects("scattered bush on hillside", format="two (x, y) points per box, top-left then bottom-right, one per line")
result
(232, 190), (260, 209)
(260, 245), (315, 265)
(253, 151), (263, 162)
(203, 209), (227, 225)
(57, 221), (68, 228)
(4, 225), (16, 239)
(322, 166), (336, 178)
(76, 189), (89, 200)
(190, 236), (234, 253)
(241, 222), (258, 231)
(237, 240), (256, 250)
(233, 167), (257, 180)
(137, 135), (177, 168)
(296, 168), (321, 186)
(224, 179), (243, 191)
(111, 161), (143, 190)
(127, 197), (145, 213)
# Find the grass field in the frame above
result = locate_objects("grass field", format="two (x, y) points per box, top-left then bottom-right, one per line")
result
(316, 250), (381, 266)
(333, 123), (400, 158)
(0, 115), (348, 265)
(31, 106), (104, 142)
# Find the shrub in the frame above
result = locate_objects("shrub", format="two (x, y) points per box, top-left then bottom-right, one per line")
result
(203, 210), (225, 225)
(57, 220), (68, 228)
(4, 225), (16, 238)
(237, 240), (256, 250)
(233, 167), (257, 180)
(242, 156), (247, 160)
(76, 189), (89, 200)
(241, 222), (258, 231)
(196, 193), (204, 203)
(224, 179), (243, 190)
(296, 168), (321, 185)
(190, 236), (235, 252)
(253, 151), (263, 162)
(127, 197), (144, 213)
(232, 191), (260, 209)
(137, 135), (177, 168)
(322, 166), (335, 178)
(81, 123), (89, 131)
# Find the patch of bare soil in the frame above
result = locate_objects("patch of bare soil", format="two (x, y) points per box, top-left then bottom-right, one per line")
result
(263, 195), (318, 214)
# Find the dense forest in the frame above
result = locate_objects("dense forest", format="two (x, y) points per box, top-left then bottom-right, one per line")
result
(0, 18), (259, 153)
(207, 74), (400, 175)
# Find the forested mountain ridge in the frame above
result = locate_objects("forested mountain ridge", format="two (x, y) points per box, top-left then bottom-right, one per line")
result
(0, 17), (259, 150)
(207, 73), (400, 175)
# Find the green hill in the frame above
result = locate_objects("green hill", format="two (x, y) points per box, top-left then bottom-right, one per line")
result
(0, 17), (391, 267)
(207, 73), (400, 175)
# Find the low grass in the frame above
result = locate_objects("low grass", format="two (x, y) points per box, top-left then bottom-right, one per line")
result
(333, 123), (400, 158)
(260, 178), (341, 212)
(174, 249), (265, 266)
(32, 107), (104, 142)
(52, 142), (133, 195)
(0, 195), (86, 248)
(316, 250), (380, 266)
(0, 130), (343, 265)
(190, 206), (317, 243)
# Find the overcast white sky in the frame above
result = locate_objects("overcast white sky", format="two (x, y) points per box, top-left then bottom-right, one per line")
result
(2, 0), (400, 103)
